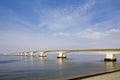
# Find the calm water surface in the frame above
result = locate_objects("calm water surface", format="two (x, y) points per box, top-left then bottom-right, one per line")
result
(0, 53), (120, 80)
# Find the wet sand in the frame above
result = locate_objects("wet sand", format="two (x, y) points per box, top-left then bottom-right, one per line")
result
(82, 71), (120, 80)
(69, 70), (120, 80)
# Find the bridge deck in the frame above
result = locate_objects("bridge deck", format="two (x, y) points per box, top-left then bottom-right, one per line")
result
(34, 48), (120, 53)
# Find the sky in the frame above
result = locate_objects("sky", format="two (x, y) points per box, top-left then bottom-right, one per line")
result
(0, 0), (120, 53)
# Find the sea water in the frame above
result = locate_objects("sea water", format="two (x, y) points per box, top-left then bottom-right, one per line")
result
(0, 53), (120, 80)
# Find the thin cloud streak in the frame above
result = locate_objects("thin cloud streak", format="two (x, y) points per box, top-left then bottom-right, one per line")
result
(53, 32), (70, 37)
(38, 0), (95, 31)
(54, 29), (120, 40)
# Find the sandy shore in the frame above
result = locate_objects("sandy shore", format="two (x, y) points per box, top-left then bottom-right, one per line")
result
(81, 71), (120, 80)
(69, 70), (120, 80)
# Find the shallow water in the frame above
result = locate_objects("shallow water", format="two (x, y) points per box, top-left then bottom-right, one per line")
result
(0, 53), (120, 80)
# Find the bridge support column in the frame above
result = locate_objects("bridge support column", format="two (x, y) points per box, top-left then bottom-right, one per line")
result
(104, 54), (116, 61)
(57, 52), (66, 58)
(22, 52), (25, 56)
(20, 52), (23, 56)
(24, 52), (28, 56)
(39, 52), (46, 57)
(17, 53), (20, 55)
(19, 52), (22, 55)
(30, 52), (35, 56)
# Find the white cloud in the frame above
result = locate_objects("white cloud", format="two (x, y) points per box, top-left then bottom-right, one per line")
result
(53, 32), (70, 36)
(38, 0), (95, 31)
(76, 28), (120, 39)
(79, 0), (95, 14)
(106, 29), (120, 33)
(53, 28), (120, 40)
(76, 29), (120, 39)
(74, 29), (107, 39)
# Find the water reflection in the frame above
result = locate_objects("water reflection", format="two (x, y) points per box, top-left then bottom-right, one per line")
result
(39, 57), (46, 64)
(105, 61), (116, 70)
(57, 58), (66, 76)
(30, 56), (35, 61)
(57, 58), (66, 65)
(29, 56), (35, 64)
(24, 56), (28, 62)
(1, 55), (120, 80)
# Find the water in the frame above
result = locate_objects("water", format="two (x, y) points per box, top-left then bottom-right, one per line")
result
(0, 53), (120, 80)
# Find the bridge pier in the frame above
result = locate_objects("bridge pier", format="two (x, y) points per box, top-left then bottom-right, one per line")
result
(39, 52), (46, 57)
(18, 52), (21, 55)
(24, 52), (28, 56)
(104, 54), (116, 61)
(57, 52), (66, 58)
(30, 52), (35, 56)
(19, 52), (23, 56)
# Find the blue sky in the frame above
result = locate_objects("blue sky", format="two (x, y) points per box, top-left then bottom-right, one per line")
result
(0, 0), (120, 53)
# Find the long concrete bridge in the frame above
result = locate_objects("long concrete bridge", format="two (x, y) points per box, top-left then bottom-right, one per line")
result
(11, 48), (120, 61)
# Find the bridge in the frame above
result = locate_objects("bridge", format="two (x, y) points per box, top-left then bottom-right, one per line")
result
(11, 48), (120, 61)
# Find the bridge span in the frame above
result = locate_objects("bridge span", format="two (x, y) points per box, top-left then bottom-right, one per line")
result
(11, 48), (120, 61)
